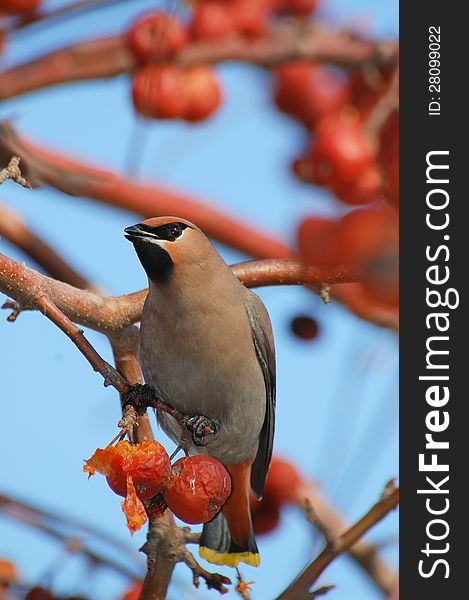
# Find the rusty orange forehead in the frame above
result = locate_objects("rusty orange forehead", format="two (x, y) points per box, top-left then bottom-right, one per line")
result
(139, 216), (200, 230)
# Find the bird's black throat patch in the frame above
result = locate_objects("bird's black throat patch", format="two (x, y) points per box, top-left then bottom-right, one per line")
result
(133, 240), (174, 283)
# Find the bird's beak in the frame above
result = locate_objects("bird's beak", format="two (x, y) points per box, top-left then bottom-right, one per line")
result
(124, 224), (147, 242)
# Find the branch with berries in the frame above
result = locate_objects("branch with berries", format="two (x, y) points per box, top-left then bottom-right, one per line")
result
(0, 22), (397, 101)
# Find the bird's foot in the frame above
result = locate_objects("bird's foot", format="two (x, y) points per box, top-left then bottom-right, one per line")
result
(122, 383), (156, 416)
(186, 415), (219, 446)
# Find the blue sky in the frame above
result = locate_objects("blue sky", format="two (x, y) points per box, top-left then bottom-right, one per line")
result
(0, 1), (398, 598)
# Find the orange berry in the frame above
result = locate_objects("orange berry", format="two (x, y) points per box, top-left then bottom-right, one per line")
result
(84, 440), (170, 502)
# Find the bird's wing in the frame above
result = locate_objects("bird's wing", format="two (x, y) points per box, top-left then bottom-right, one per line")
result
(245, 290), (276, 500)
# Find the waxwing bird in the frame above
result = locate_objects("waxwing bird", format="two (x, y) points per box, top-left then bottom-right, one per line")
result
(124, 217), (276, 568)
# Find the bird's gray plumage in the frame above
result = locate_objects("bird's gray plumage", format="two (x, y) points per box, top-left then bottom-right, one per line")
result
(135, 221), (275, 489)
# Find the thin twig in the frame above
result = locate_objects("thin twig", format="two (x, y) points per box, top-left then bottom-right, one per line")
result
(365, 65), (399, 147)
(277, 481), (399, 600)
(296, 482), (397, 595)
(0, 497), (142, 579)
(0, 156), (32, 188)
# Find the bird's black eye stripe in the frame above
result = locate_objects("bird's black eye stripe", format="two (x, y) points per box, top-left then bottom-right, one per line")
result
(139, 222), (188, 241)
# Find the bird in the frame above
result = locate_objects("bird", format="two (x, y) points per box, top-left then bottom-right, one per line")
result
(124, 216), (275, 568)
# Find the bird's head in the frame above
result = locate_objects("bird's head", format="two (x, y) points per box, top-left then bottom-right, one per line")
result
(124, 216), (213, 282)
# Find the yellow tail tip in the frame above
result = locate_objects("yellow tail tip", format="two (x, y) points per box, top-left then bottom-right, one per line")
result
(199, 546), (260, 568)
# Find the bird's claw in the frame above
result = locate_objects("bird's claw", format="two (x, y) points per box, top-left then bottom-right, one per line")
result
(186, 415), (218, 446)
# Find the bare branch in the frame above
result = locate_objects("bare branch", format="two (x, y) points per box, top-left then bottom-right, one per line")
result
(296, 482), (397, 595)
(0, 203), (98, 291)
(0, 493), (142, 579)
(140, 512), (230, 599)
(278, 481), (399, 600)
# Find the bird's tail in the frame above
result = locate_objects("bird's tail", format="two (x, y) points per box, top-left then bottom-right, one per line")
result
(199, 459), (260, 568)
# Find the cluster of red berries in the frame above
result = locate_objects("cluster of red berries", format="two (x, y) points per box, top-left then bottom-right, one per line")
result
(190, 0), (318, 41)
(250, 457), (303, 534)
(128, 0), (318, 122)
(299, 206), (398, 307)
(277, 62), (398, 208)
(128, 11), (222, 122)
(275, 59), (399, 309)
(84, 440), (231, 533)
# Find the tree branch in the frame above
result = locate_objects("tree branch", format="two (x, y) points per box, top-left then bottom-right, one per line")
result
(0, 202), (98, 291)
(0, 121), (292, 260)
(0, 493), (142, 579)
(296, 482), (396, 595)
(277, 481), (399, 600)
(0, 249), (358, 332)
(0, 25), (397, 101)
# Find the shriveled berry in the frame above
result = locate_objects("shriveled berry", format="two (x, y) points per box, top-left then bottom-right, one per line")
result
(291, 315), (320, 340)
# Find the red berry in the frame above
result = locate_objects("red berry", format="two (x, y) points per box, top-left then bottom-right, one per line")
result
(301, 111), (381, 204)
(264, 457), (303, 504)
(313, 112), (375, 183)
(275, 62), (350, 128)
(182, 65), (222, 122)
(128, 12), (188, 62)
(291, 315), (319, 340)
(234, 0), (269, 37)
(132, 65), (189, 119)
(251, 497), (281, 534)
(190, 1), (237, 40)
(164, 456), (231, 524)
(297, 216), (343, 270)
(336, 208), (398, 266)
